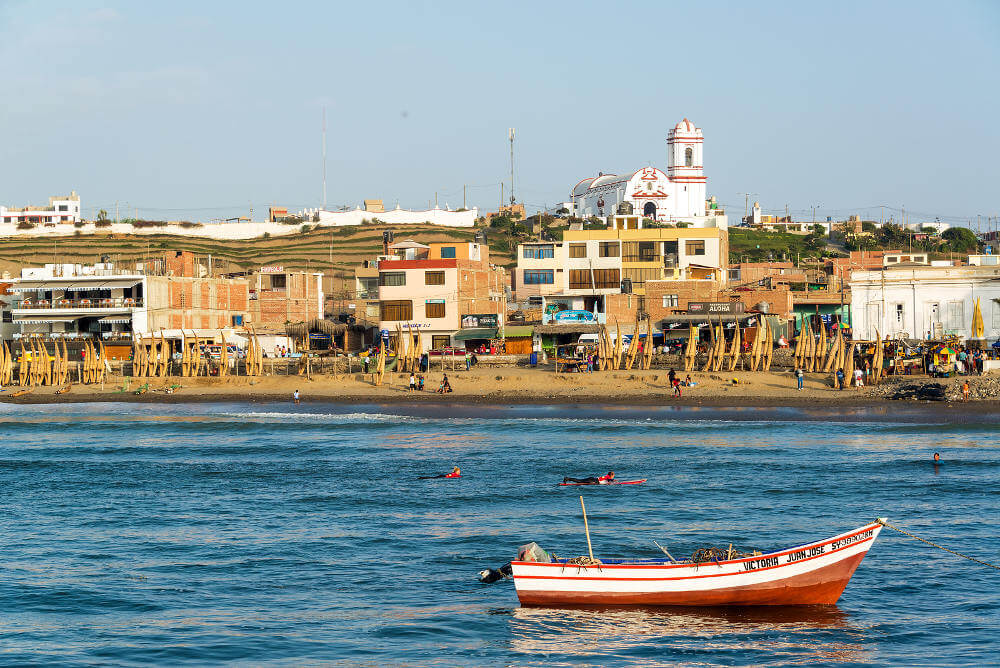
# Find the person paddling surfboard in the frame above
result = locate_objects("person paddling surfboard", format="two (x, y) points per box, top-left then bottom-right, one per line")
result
(562, 471), (614, 485)
(419, 466), (461, 480)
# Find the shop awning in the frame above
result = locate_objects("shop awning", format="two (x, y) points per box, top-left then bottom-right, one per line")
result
(13, 278), (141, 292)
(452, 327), (497, 341)
(14, 315), (81, 324)
(502, 325), (534, 338)
(98, 315), (133, 324)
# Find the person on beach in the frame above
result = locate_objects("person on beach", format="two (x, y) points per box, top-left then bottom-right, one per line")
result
(836, 368), (845, 390)
(437, 374), (452, 393)
(293, 389), (300, 404)
(409, 373), (417, 392)
(563, 471), (615, 485)
(962, 380), (970, 401)
(854, 368), (864, 388)
(795, 367), (804, 390)
(668, 368), (676, 387)
(418, 375), (425, 391)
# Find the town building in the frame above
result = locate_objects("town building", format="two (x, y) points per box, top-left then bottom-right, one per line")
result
(850, 260), (1000, 341)
(515, 218), (728, 322)
(744, 202), (832, 235)
(247, 266), (324, 329)
(570, 119), (727, 229)
(8, 252), (250, 342)
(376, 241), (506, 351)
(1, 192), (82, 225)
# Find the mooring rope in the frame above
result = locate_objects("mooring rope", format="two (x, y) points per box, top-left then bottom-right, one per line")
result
(877, 519), (1000, 571)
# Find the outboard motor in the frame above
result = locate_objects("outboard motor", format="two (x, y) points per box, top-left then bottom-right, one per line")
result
(477, 562), (512, 584)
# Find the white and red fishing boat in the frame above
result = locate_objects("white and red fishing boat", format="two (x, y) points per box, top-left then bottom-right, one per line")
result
(510, 520), (884, 607)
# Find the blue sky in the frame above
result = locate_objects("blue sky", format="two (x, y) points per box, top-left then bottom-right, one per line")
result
(1, 0), (997, 225)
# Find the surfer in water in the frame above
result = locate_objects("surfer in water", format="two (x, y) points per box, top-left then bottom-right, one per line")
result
(420, 466), (461, 479)
(562, 471), (615, 485)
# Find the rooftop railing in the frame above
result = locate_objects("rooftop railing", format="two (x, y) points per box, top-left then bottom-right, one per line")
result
(16, 298), (143, 310)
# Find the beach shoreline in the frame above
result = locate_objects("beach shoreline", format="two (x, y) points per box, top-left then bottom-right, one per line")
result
(3, 367), (998, 412)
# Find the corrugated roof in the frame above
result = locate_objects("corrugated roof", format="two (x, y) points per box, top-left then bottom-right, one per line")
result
(535, 323), (601, 335)
(502, 325), (534, 338)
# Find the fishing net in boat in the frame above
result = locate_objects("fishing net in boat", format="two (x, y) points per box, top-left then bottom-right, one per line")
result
(691, 546), (762, 564)
(517, 542), (553, 563)
(565, 556), (603, 566)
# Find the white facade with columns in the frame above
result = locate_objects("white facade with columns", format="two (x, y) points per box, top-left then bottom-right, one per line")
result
(571, 118), (724, 229)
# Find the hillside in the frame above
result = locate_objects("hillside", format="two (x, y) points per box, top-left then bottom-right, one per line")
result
(0, 224), (512, 292)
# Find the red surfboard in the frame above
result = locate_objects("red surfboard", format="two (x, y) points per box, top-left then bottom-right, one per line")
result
(558, 479), (646, 486)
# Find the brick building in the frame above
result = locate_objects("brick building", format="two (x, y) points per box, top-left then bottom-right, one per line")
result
(248, 268), (325, 329)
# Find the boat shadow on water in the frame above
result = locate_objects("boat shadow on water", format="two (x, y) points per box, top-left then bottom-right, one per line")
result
(499, 604), (867, 662)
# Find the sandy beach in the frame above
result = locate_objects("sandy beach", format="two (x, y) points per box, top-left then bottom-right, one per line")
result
(4, 367), (999, 409)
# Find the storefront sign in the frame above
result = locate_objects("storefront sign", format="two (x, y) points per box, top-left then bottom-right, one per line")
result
(260, 265), (284, 274)
(687, 301), (744, 315)
(461, 313), (499, 328)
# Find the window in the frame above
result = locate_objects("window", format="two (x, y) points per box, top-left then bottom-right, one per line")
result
(662, 294), (679, 308)
(380, 300), (413, 321)
(432, 335), (451, 349)
(947, 301), (964, 330)
(598, 242), (619, 258)
(379, 272), (406, 287)
(685, 240), (706, 256)
(568, 243), (587, 258)
(425, 271), (445, 285)
(439, 246), (457, 259)
(569, 269), (620, 290)
(622, 267), (661, 288)
(426, 300), (446, 318)
(58, 205), (68, 211)
(358, 277), (378, 298)
(270, 274), (287, 289)
(523, 270), (554, 284)
(684, 147), (693, 167)
(522, 244), (554, 259)
(894, 303), (905, 327)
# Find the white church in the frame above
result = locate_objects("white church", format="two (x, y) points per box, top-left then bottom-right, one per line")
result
(570, 118), (726, 229)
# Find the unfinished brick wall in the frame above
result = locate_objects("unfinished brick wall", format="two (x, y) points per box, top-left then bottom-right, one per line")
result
(165, 251), (197, 278)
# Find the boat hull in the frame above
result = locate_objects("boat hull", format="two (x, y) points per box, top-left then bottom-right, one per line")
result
(512, 522), (881, 607)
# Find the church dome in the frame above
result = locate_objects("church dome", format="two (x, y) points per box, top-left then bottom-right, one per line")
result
(674, 118), (696, 132)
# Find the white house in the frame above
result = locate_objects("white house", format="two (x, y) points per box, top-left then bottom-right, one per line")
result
(850, 262), (1000, 341)
(1, 192), (81, 225)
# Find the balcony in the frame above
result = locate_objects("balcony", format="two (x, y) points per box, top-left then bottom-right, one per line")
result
(16, 298), (143, 310)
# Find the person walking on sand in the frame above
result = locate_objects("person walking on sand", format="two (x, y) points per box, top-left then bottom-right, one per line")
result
(293, 389), (300, 404)
(962, 380), (970, 401)
(409, 372), (417, 392)
(836, 368), (845, 390)
(672, 375), (682, 398)
(795, 367), (804, 391)
(418, 375), (425, 391)
(668, 368), (676, 387)
(854, 368), (864, 388)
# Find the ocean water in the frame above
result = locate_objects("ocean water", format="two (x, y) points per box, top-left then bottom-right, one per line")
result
(0, 401), (997, 667)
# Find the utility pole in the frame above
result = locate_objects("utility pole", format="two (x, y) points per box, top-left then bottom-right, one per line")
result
(739, 193), (757, 221)
(500, 182), (504, 211)
(463, 184), (466, 210)
(115, 201), (119, 223)
(509, 128), (515, 206)
(435, 191), (438, 208)
(322, 106), (328, 211)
